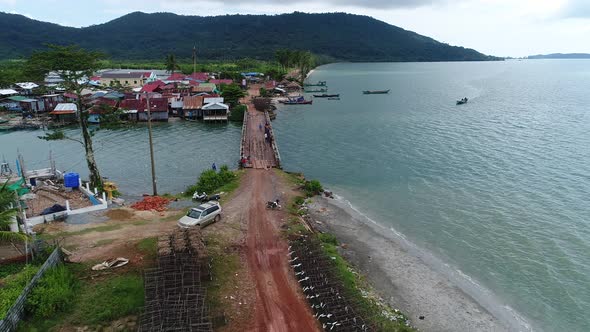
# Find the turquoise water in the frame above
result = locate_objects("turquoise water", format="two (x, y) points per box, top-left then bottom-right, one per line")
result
(0, 121), (241, 196)
(273, 61), (590, 332)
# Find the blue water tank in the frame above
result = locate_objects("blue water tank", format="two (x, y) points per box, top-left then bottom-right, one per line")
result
(63, 172), (80, 188)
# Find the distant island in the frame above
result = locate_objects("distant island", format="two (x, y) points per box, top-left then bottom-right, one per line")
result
(0, 11), (500, 62)
(527, 53), (590, 59)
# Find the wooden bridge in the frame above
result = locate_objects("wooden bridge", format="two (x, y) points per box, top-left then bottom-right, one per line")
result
(240, 103), (281, 169)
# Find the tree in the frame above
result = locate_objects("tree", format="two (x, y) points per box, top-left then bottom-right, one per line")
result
(275, 49), (293, 71)
(294, 50), (315, 84)
(220, 83), (246, 108)
(0, 183), (27, 243)
(165, 54), (180, 74)
(25, 45), (105, 189)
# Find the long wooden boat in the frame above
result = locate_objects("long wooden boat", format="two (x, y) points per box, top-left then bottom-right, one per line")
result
(363, 89), (390, 94)
(313, 94), (339, 98)
(305, 88), (327, 93)
(281, 100), (313, 105)
(304, 81), (327, 87)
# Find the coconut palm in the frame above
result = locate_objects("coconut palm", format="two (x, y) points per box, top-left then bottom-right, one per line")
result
(0, 183), (28, 243)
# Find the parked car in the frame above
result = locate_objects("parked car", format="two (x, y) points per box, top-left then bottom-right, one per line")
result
(178, 202), (222, 228)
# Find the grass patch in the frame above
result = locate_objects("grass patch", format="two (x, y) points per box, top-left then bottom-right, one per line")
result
(26, 263), (78, 319)
(137, 237), (158, 261)
(0, 261), (27, 279)
(94, 238), (115, 247)
(69, 273), (144, 326)
(278, 170), (305, 186)
(206, 251), (240, 313)
(17, 263), (144, 330)
(0, 265), (40, 319)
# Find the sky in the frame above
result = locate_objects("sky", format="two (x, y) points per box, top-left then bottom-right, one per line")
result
(2, 0), (590, 57)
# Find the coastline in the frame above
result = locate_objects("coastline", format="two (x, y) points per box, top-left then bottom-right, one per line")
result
(307, 195), (531, 332)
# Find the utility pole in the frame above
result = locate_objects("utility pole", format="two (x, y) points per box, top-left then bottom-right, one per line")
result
(192, 45), (197, 74)
(145, 92), (158, 196)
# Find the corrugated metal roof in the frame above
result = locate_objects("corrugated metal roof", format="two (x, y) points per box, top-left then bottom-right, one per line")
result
(119, 99), (141, 110)
(204, 97), (224, 104)
(6, 96), (28, 101)
(202, 102), (229, 110)
(182, 96), (204, 109)
(0, 89), (18, 96)
(15, 82), (39, 89)
(54, 103), (78, 112)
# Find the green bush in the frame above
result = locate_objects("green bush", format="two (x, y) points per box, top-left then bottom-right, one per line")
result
(229, 104), (247, 122)
(293, 196), (305, 206)
(318, 233), (338, 246)
(185, 165), (236, 197)
(0, 265), (39, 319)
(26, 264), (78, 318)
(303, 180), (323, 197)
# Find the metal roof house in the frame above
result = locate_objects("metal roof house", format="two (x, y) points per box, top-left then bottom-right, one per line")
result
(49, 103), (78, 124)
(201, 102), (229, 122)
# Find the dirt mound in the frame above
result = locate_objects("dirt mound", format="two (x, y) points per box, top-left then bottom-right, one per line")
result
(105, 208), (135, 220)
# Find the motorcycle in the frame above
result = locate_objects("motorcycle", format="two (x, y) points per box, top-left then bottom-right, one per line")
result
(266, 199), (281, 210)
(192, 192), (221, 202)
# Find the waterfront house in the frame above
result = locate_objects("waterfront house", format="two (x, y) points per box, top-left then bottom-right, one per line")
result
(119, 99), (141, 121)
(50, 103), (78, 124)
(88, 97), (118, 124)
(14, 82), (39, 95)
(138, 98), (168, 121)
(201, 102), (229, 122)
(39, 94), (64, 111)
(181, 95), (204, 119)
(2, 96), (44, 113)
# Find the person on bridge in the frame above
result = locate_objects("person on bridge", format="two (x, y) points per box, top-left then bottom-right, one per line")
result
(259, 123), (262, 131)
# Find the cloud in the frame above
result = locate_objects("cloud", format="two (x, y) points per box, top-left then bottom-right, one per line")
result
(560, 0), (590, 18)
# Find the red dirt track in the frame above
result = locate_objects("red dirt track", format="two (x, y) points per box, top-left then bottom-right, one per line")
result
(244, 169), (319, 332)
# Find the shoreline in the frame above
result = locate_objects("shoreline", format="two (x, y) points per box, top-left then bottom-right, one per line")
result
(307, 194), (532, 332)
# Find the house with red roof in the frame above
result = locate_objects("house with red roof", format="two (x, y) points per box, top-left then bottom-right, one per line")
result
(88, 98), (119, 124)
(209, 79), (233, 85)
(187, 72), (209, 81)
(137, 97), (169, 122)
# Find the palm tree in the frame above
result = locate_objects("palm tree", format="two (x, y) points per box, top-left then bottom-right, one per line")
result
(0, 183), (28, 244)
(165, 54), (180, 74)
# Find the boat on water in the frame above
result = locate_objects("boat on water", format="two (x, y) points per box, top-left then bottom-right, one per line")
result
(279, 96), (313, 105)
(363, 89), (390, 94)
(304, 81), (327, 87)
(313, 94), (340, 98)
(327, 97), (340, 100)
(305, 88), (327, 93)
(456, 97), (468, 105)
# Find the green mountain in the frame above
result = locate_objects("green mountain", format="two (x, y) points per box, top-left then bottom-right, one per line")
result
(0, 11), (499, 62)
(527, 53), (590, 59)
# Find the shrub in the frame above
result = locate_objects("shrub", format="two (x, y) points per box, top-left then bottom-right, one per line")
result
(303, 180), (323, 197)
(185, 165), (236, 197)
(318, 233), (338, 246)
(229, 104), (247, 122)
(0, 265), (39, 319)
(26, 264), (78, 318)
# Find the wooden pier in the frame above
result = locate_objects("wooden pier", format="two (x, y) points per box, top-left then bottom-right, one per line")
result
(240, 100), (281, 169)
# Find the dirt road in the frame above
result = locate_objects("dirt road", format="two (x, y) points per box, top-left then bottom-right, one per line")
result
(243, 169), (319, 332)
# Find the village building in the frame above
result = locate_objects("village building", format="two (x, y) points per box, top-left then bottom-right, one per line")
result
(181, 95), (204, 119)
(119, 99), (141, 121)
(88, 97), (119, 124)
(49, 103), (78, 124)
(202, 101), (229, 122)
(138, 97), (168, 122)
(99, 71), (156, 88)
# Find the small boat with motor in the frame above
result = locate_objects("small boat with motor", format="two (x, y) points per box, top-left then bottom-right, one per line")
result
(279, 96), (313, 105)
(456, 97), (468, 105)
(304, 81), (327, 87)
(363, 89), (390, 94)
(313, 94), (339, 98)
(327, 97), (340, 100)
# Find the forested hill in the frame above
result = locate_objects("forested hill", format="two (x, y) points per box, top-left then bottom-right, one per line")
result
(0, 11), (498, 62)
(527, 53), (590, 59)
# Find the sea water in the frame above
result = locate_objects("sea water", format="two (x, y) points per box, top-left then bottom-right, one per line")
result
(272, 61), (590, 332)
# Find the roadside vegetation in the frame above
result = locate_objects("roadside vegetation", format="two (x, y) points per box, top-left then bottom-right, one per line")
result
(184, 165), (243, 200)
(281, 171), (415, 331)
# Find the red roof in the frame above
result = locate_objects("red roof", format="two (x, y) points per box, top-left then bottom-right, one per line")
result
(166, 73), (186, 81)
(142, 98), (168, 112)
(63, 92), (78, 99)
(119, 99), (141, 110)
(209, 79), (233, 85)
(188, 72), (209, 81)
(91, 97), (118, 108)
(140, 80), (165, 93)
(90, 76), (101, 81)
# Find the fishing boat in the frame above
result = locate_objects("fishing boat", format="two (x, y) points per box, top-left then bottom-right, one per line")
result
(456, 97), (468, 105)
(313, 94), (340, 98)
(303, 81), (327, 87)
(305, 88), (328, 93)
(279, 96), (313, 105)
(362, 89), (390, 94)
(327, 97), (340, 100)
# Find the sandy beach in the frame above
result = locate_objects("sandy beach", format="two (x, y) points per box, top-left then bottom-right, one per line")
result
(307, 195), (519, 332)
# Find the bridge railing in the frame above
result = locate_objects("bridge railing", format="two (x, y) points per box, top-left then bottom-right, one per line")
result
(265, 111), (282, 169)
